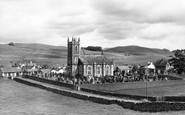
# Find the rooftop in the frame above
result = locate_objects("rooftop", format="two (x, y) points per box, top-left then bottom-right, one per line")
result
(1, 67), (22, 73)
(79, 55), (113, 65)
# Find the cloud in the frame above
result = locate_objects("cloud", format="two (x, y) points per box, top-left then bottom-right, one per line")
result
(91, 0), (185, 24)
(48, 14), (97, 37)
(0, 0), (185, 50)
(0, 0), (97, 45)
(96, 21), (139, 40)
(89, 0), (185, 41)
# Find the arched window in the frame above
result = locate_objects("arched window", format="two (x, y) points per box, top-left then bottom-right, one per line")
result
(75, 57), (78, 64)
(87, 65), (92, 75)
(106, 65), (110, 75)
(97, 65), (101, 75)
(75, 45), (78, 52)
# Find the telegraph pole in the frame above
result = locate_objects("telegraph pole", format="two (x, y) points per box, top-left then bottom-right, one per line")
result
(145, 66), (149, 100)
(146, 75), (148, 100)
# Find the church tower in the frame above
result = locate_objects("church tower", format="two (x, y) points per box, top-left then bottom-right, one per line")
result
(67, 37), (80, 76)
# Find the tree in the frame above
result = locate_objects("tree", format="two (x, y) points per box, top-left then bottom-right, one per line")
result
(42, 64), (50, 69)
(132, 65), (139, 73)
(169, 49), (185, 74)
(84, 46), (102, 51)
(8, 42), (14, 46)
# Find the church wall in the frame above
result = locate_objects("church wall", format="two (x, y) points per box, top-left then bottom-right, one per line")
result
(67, 37), (80, 76)
(93, 63), (96, 77)
(96, 65), (102, 77)
(80, 63), (113, 77)
(103, 64), (106, 76)
(83, 64), (86, 76)
(111, 65), (114, 76)
(67, 37), (114, 78)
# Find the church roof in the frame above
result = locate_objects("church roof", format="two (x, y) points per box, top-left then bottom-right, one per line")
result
(117, 65), (130, 70)
(79, 55), (113, 65)
(147, 62), (155, 69)
(80, 49), (102, 55)
(1, 67), (22, 73)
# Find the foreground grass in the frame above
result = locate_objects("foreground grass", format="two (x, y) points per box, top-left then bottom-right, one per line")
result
(80, 80), (185, 97)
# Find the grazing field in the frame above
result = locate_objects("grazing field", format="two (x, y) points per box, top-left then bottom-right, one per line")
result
(80, 80), (185, 97)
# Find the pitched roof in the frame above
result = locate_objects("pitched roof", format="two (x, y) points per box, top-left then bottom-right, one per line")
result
(79, 55), (113, 65)
(26, 68), (38, 72)
(154, 58), (168, 67)
(1, 67), (22, 73)
(118, 65), (130, 70)
(40, 69), (51, 74)
(147, 62), (155, 69)
(80, 49), (102, 55)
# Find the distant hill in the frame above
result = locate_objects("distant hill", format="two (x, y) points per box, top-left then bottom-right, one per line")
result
(0, 43), (67, 67)
(104, 45), (172, 55)
(0, 43), (172, 67)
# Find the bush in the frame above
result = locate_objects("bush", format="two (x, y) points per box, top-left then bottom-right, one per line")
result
(84, 46), (102, 51)
(8, 42), (14, 46)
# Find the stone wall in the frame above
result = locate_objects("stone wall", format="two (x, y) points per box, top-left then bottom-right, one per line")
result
(23, 75), (75, 89)
(14, 77), (185, 112)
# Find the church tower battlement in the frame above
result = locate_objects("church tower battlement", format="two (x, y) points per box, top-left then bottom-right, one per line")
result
(67, 37), (80, 76)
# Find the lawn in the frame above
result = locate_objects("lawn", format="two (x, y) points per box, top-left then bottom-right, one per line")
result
(80, 80), (185, 97)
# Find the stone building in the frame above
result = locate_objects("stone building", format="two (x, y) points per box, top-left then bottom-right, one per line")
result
(154, 58), (170, 75)
(67, 37), (80, 76)
(67, 37), (114, 78)
(0, 67), (23, 78)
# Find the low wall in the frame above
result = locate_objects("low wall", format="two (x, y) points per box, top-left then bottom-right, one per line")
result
(23, 75), (75, 89)
(14, 77), (185, 112)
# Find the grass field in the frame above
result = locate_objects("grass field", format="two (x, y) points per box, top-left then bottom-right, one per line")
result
(80, 80), (185, 97)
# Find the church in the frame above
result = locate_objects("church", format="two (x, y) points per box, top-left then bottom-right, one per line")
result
(67, 37), (114, 78)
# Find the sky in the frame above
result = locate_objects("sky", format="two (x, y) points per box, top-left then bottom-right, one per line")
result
(0, 0), (185, 51)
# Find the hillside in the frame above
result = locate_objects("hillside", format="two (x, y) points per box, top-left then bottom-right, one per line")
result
(102, 46), (172, 65)
(0, 43), (67, 67)
(0, 43), (173, 67)
(104, 45), (172, 55)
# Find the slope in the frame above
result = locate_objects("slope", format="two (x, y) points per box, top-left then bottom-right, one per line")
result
(0, 43), (67, 67)
(104, 45), (172, 55)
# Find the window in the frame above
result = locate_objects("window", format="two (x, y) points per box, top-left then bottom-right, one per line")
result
(97, 65), (101, 75)
(75, 45), (78, 52)
(75, 57), (78, 64)
(106, 65), (110, 75)
(87, 65), (92, 75)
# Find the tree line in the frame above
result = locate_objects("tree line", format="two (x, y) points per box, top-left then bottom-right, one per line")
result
(169, 49), (185, 75)
(83, 46), (102, 51)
